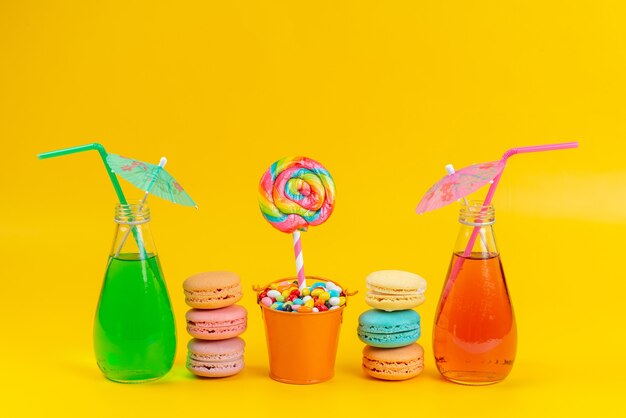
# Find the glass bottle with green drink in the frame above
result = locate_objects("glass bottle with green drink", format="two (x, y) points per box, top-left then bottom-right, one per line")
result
(94, 202), (176, 383)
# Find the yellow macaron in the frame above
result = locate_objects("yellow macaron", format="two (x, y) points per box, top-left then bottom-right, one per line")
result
(365, 270), (427, 311)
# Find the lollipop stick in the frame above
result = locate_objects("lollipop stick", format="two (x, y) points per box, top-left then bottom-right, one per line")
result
(293, 230), (306, 291)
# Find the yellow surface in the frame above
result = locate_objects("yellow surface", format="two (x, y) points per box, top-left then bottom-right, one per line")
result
(1, 1), (624, 416)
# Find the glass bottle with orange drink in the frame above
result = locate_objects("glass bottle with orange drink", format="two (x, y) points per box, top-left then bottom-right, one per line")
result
(433, 201), (516, 385)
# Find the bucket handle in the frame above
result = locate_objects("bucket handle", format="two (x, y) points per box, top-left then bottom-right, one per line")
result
(343, 289), (357, 307)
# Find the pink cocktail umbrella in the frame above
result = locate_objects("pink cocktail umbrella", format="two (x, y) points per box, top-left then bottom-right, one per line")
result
(416, 161), (505, 214)
(416, 142), (579, 304)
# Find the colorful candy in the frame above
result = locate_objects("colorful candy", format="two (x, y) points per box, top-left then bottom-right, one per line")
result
(257, 280), (348, 313)
(258, 157), (336, 233)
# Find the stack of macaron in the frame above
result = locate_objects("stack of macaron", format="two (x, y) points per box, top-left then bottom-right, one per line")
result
(183, 271), (247, 378)
(358, 270), (427, 381)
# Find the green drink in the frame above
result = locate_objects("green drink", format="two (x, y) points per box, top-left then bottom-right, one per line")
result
(94, 254), (176, 383)
(94, 202), (176, 383)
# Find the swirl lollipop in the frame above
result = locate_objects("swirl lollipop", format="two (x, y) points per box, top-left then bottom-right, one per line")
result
(259, 157), (336, 290)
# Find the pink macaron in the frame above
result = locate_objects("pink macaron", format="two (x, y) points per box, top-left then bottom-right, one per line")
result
(187, 337), (245, 377)
(186, 305), (247, 340)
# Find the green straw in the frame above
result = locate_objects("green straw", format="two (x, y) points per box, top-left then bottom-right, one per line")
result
(38, 143), (127, 203)
(38, 143), (147, 258)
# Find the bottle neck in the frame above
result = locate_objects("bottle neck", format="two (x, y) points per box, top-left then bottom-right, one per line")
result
(111, 202), (157, 259)
(454, 201), (499, 259)
(115, 202), (150, 224)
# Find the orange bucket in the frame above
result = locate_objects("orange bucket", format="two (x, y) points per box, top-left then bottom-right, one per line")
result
(255, 277), (352, 384)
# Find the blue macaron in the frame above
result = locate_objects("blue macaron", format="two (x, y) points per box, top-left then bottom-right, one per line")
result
(357, 309), (421, 348)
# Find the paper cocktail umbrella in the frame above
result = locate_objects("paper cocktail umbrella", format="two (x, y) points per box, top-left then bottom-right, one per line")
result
(106, 154), (197, 208)
(106, 154), (197, 255)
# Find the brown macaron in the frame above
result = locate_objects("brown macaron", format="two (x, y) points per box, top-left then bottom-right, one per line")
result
(183, 271), (243, 309)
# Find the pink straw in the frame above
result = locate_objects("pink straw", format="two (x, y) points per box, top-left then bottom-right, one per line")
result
(439, 142), (579, 306)
(463, 142), (578, 256)
(293, 230), (306, 290)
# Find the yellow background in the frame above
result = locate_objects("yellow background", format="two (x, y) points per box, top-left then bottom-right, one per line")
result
(1, 1), (624, 416)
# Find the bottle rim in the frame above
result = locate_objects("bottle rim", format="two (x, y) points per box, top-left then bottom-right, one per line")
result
(115, 200), (150, 225)
(459, 200), (495, 226)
